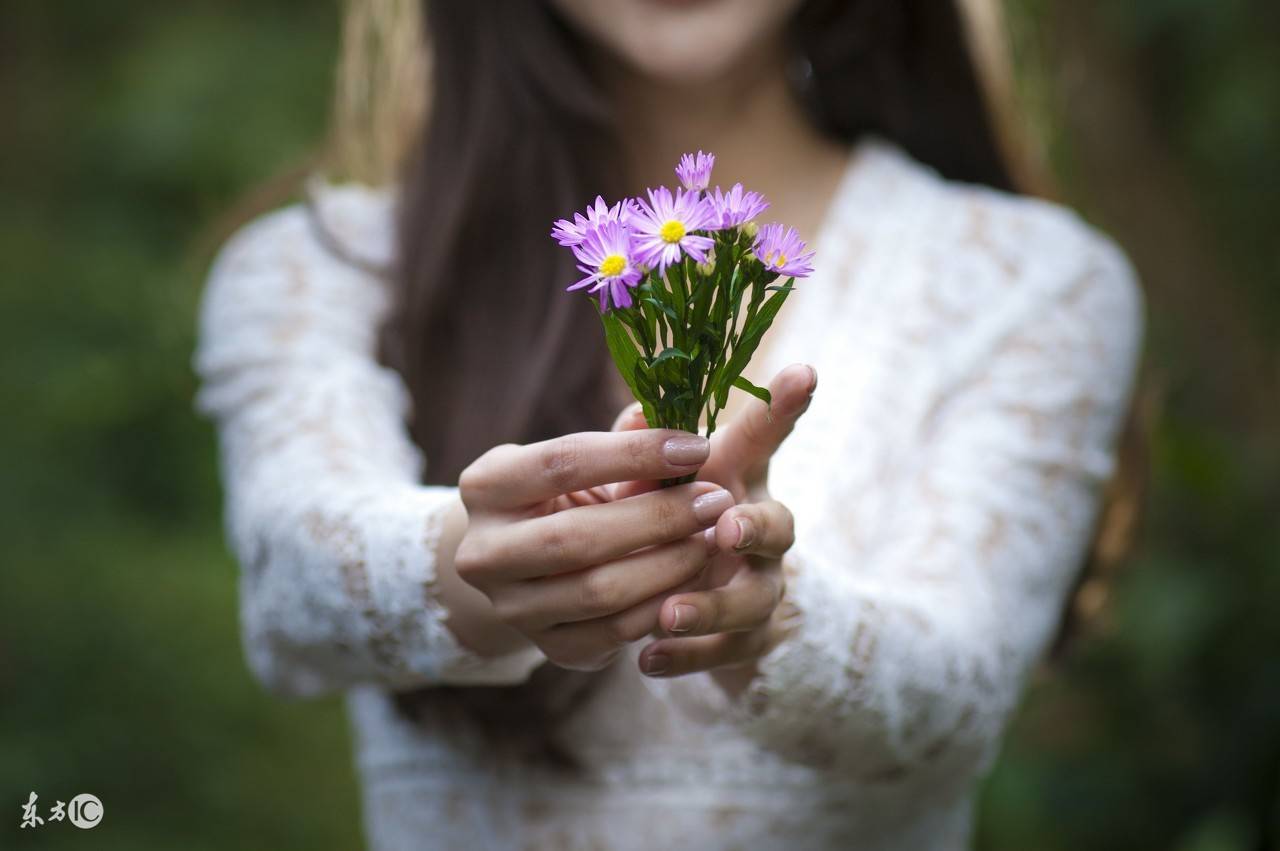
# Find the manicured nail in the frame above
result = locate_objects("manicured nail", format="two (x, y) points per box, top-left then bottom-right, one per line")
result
(733, 516), (756, 550)
(670, 604), (699, 633)
(664, 434), (709, 466)
(692, 489), (733, 525)
(643, 653), (670, 676)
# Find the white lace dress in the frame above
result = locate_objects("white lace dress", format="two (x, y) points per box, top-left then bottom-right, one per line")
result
(193, 138), (1143, 850)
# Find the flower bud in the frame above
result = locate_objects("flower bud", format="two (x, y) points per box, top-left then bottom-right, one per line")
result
(740, 221), (759, 239)
(696, 260), (715, 277)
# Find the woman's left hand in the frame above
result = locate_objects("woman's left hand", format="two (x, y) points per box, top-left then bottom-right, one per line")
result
(613, 363), (817, 692)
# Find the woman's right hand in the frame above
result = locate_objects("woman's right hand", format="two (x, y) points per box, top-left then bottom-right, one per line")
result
(454, 430), (736, 671)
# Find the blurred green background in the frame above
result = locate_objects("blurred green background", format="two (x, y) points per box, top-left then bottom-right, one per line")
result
(1, 1), (1276, 849)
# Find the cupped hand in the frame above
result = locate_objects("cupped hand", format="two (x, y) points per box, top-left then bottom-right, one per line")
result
(454, 429), (736, 671)
(614, 363), (817, 688)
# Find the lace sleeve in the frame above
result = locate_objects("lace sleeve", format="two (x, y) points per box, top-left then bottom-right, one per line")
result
(727, 205), (1144, 784)
(193, 202), (546, 697)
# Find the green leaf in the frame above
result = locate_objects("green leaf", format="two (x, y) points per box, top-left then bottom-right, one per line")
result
(650, 347), (691, 367)
(642, 297), (679, 323)
(669, 263), (689, 326)
(601, 310), (646, 401)
(713, 284), (794, 408)
(639, 296), (659, 348)
(732, 376), (772, 406)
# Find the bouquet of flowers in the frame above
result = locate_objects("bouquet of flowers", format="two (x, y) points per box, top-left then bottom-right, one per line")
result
(552, 151), (814, 458)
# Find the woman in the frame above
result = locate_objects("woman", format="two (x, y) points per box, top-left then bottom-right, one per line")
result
(194, 0), (1144, 848)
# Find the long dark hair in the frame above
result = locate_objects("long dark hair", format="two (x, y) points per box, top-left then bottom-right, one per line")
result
(380, 0), (1048, 768)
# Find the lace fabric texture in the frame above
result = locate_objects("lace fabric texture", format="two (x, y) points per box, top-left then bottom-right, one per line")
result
(193, 138), (1143, 850)
(193, 186), (546, 692)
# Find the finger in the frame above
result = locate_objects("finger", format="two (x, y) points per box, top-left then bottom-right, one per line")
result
(638, 626), (771, 677)
(465, 484), (733, 581)
(714, 500), (795, 559)
(502, 530), (717, 628)
(712, 363), (817, 479)
(608, 402), (663, 501)
(610, 401), (647, 433)
(460, 430), (709, 509)
(538, 541), (715, 651)
(656, 558), (783, 636)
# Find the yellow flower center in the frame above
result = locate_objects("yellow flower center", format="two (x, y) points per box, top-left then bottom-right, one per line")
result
(599, 254), (626, 277)
(660, 220), (686, 244)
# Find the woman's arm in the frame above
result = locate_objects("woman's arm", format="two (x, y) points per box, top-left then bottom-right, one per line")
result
(194, 203), (545, 696)
(720, 219), (1145, 783)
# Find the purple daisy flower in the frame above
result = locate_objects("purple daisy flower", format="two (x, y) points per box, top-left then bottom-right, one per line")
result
(675, 150), (715, 192)
(551, 195), (634, 247)
(566, 220), (643, 311)
(753, 223), (816, 279)
(706, 183), (770, 230)
(631, 186), (715, 273)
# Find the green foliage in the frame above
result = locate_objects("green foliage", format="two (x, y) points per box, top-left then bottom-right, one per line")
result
(978, 2), (1280, 850)
(1, 2), (360, 848)
(600, 230), (792, 444)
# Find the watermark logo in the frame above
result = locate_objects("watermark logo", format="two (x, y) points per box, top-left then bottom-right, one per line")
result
(68, 794), (103, 829)
(19, 791), (102, 830)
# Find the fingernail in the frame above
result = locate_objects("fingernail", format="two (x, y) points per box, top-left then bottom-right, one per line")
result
(692, 489), (733, 525)
(733, 516), (756, 550)
(643, 653), (670, 676)
(703, 527), (719, 555)
(805, 364), (818, 395)
(670, 604), (699, 633)
(664, 434), (709, 466)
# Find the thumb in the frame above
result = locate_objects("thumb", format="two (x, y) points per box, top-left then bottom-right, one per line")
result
(713, 363), (817, 481)
(610, 401), (647, 433)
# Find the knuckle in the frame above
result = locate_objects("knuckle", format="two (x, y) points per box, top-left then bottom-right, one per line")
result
(741, 413), (771, 450)
(751, 577), (779, 618)
(452, 537), (487, 582)
(489, 594), (525, 629)
(649, 493), (683, 538)
(745, 625), (771, 657)
(456, 465), (486, 506)
(536, 520), (575, 567)
(577, 570), (621, 616)
(603, 613), (640, 645)
(777, 502), (796, 542)
(702, 591), (726, 631)
(623, 431), (655, 474)
(540, 436), (583, 492)
(458, 444), (516, 505)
